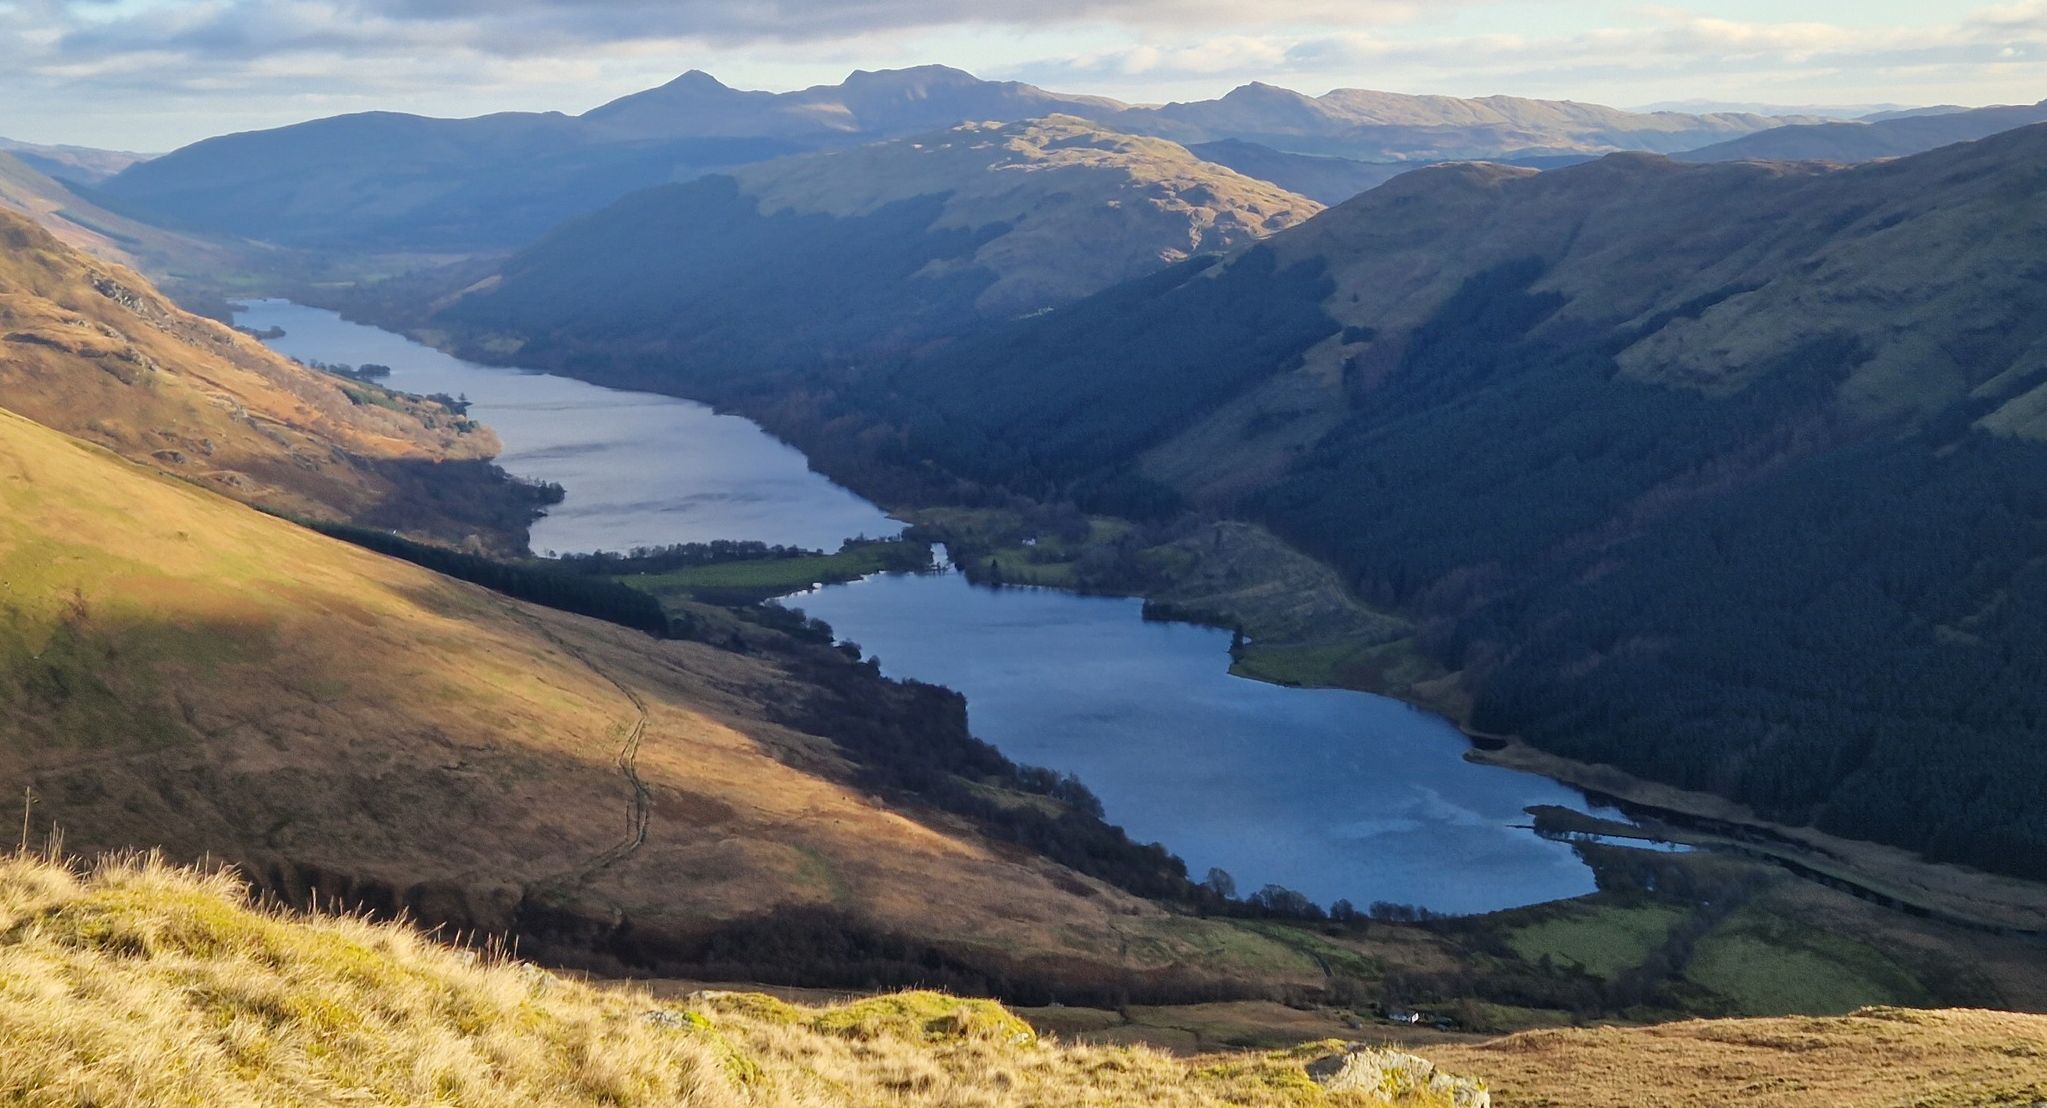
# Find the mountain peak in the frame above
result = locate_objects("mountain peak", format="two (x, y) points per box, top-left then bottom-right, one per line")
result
(846, 64), (979, 82)
(662, 69), (730, 91)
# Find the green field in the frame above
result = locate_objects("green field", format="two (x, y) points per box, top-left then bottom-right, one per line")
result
(1685, 906), (1930, 1016)
(1503, 902), (1687, 980)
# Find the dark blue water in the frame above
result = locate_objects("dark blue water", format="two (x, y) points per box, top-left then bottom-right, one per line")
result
(248, 301), (1605, 914)
(788, 568), (1601, 914)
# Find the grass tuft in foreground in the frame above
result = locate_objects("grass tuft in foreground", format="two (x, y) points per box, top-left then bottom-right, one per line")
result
(0, 851), (1479, 1106)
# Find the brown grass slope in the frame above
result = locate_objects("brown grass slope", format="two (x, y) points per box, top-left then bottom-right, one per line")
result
(1431, 1006), (2047, 1108)
(0, 208), (529, 546)
(0, 852), (1481, 1107)
(0, 404), (1316, 995)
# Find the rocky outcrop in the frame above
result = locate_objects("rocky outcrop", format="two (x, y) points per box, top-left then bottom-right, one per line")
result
(1307, 1044), (1490, 1107)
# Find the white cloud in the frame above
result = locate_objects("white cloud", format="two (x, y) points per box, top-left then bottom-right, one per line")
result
(1009, 5), (2047, 102)
(2, 1), (2044, 148)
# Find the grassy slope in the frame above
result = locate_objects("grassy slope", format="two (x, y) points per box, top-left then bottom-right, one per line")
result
(0, 208), (532, 547)
(1430, 1007), (2047, 1108)
(8, 852), (2031, 1108)
(0, 404), (1340, 994)
(0, 852), (1480, 1107)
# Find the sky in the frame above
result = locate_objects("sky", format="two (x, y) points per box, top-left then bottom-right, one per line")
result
(2, 0), (2045, 151)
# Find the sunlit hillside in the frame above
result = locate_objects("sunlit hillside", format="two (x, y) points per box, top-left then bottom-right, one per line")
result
(0, 401), (1350, 1001)
(0, 209), (530, 545)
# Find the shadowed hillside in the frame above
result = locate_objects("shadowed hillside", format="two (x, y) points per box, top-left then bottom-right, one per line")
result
(430, 116), (1320, 387)
(772, 124), (2047, 883)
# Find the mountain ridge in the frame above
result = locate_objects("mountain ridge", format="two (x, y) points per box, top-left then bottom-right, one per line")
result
(1676, 98), (2047, 162)
(91, 66), (1807, 255)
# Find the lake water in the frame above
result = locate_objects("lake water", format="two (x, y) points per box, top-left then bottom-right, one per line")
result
(243, 301), (1605, 915)
(236, 300), (900, 554)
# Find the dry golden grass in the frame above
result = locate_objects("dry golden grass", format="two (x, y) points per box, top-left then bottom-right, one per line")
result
(1429, 1007), (2047, 1108)
(0, 851), (1477, 1107)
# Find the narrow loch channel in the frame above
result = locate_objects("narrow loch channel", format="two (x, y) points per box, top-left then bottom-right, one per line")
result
(242, 299), (1606, 916)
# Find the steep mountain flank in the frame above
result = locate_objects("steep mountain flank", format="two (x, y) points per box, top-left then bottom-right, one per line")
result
(1676, 99), (2047, 162)
(0, 404), (1318, 1000)
(0, 209), (534, 545)
(861, 123), (2047, 879)
(431, 116), (1320, 387)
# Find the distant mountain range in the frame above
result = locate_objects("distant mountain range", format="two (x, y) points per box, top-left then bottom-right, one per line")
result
(0, 136), (152, 184)
(88, 66), (1808, 253)
(1678, 99), (2047, 162)
(0, 149), (247, 292)
(1635, 100), (1961, 120)
(1102, 83), (1809, 160)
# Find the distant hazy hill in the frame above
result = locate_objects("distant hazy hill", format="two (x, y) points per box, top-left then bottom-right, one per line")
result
(0, 150), (246, 287)
(860, 123), (2047, 880)
(0, 209), (530, 544)
(1676, 99), (2047, 162)
(91, 108), (806, 252)
(0, 136), (151, 184)
(92, 67), (1809, 254)
(432, 116), (1320, 384)
(1104, 83), (1805, 160)
(90, 66), (1114, 252)
(1186, 140), (1412, 204)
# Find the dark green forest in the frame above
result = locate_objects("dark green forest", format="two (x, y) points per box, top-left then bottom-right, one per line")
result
(828, 256), (2047, 880)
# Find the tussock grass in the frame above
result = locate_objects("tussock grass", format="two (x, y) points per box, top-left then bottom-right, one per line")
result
(0, 852), (1476, 1106)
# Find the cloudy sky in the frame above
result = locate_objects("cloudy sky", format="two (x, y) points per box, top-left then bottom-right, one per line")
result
(4, 0), (2046, 151)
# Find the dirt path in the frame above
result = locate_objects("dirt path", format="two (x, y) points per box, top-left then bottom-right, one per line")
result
(504, 606), (653, 885)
